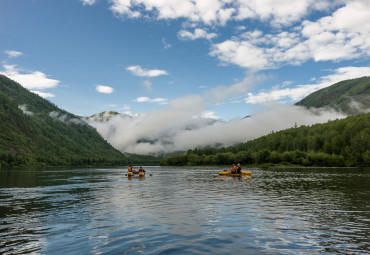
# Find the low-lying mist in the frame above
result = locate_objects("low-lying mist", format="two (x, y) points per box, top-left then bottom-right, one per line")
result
(87, 101), (346, 155)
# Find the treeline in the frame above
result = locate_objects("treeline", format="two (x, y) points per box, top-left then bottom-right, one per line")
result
(161, 113), (370, 167)
(0, 152), (129, 168)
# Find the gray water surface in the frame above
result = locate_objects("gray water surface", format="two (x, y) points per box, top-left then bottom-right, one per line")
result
(1, 167), (370, 254)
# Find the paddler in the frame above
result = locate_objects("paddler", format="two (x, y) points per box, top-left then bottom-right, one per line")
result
(138, 166), (146, 175)
(236, 163), (242, 174)
(231, 164), (237, 174)
(128, 165), (133, 173)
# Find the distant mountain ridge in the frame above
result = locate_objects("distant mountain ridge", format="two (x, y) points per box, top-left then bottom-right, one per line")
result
(0, 75), (129, 168)
(88, 111), (123, 122)
(296, 76), (370, 115)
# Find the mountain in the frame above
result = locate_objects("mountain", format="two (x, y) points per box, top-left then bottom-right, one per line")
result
(88, 111), (126, 122)
(0, 75), (130, 168)
(295, 76), (370, 115)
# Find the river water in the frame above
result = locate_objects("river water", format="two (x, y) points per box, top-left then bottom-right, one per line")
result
(1, 166), (370, 254)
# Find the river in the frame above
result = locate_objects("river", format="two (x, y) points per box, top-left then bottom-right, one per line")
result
(1, 166), (370, 254)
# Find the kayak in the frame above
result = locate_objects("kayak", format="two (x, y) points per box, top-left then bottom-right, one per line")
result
(127, 171), (145, 177)
(218, 170), (252, 176)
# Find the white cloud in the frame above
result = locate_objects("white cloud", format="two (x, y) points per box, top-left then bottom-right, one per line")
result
(32, 90), (55, 98)
(18, 104), (34, 115)
(178, 28), (217, 41)
(107, 0), (338, 26)
(104, 1), (369, 71)
(209, 39), (271, 70)
(205, 72), (264, 103)
(126, 65), (169, 77)
(80, 0), (96, 6)
(162, 38), (172, 49)
(0, 64), (60, 90)
(301, 0), (370, 62)
(88, 102), (345, 155)
(201, 111), (220, 120)
(234, 0), (336, 26)
(210, 0), (370, 70)
(96, 85), (114, 94)
(109, 0), (234, 25)
(5, 50), (23, 58)
(210, 29), (313, 70)
(134, 97), (168, 104)
(49, 111), (86, 125)
(244, 66), (370, 104)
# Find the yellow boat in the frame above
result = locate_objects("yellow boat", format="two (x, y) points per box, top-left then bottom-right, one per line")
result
(218, 170), (252, 176)
(128, 172), (145, 177)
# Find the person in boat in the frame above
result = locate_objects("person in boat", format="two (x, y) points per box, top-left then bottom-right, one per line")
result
(236, 163), (242, 174)
(128, 165), (133, 173)
(138, 166), (146, 175)
(231, 164), (237, 174)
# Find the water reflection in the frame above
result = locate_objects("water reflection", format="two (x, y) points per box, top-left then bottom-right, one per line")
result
(1, 167), (370, 254)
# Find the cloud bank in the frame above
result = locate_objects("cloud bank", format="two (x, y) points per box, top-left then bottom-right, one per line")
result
(88, 102), (346, 155)
(87, 68), (360, 155)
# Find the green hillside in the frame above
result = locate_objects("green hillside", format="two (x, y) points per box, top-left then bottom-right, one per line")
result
(161, 113), (370, 167)
(296, 76), (370, 115)
(0, 75), (130, 168)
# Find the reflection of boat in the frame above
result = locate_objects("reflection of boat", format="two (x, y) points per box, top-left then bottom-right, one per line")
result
(218, 170), (252, 176)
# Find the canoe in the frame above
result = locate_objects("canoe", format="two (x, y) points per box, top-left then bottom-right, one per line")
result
(128, 172), (134, 176)
(218, 170), (252, 176)
(139, 172), (145, 177)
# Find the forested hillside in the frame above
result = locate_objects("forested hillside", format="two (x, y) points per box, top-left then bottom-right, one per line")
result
(161, 113), (370, 167)
(0, 75), (131, 168)
(296, 76), (370, 115)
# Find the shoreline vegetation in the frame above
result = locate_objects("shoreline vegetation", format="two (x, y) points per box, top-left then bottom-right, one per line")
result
(160, 113), (370, 168)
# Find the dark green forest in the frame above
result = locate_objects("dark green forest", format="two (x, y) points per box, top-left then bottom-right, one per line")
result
(161, 112), (370, 167)
(0, 75), (157, 169)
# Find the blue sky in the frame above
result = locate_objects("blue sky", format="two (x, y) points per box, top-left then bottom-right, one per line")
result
(1, 0), (370, 121)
